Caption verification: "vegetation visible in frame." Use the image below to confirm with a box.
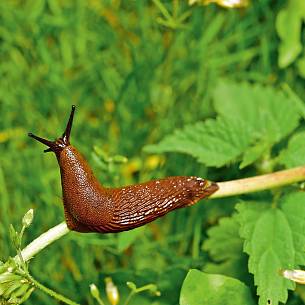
[1,0,305,304]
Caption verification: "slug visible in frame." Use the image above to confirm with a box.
[28,106,219,233]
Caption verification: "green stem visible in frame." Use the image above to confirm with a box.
[17,222,70,263]
[16,165,305,263]
[27,274,81,305]
[123,291,135,305]
[94,295,106,305]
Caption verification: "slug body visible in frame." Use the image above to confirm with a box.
[28,106,218,233]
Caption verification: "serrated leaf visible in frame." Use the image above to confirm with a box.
[236,202,296,305]
[240,141,270,169]
[281,84,305,121]
[179,269,255,305]
[203,215,249,283]
[202,215,243,261]
[278,132,305,168]
[145,81,300,168]
[281,192,305,266]
[144,116,253,167]
[213,81,300,143]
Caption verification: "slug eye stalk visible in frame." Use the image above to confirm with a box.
[28,105,76,153]
[62,104,75,143]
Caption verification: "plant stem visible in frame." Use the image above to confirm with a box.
[16,165,305,262]
[210,165,305,198]
[17,222,69,263]
[27,273,81,305]
[123,291,134,305]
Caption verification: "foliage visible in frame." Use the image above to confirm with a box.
[278,132,305,168]
[0,211,35,305]
[237,201,293,305]
[145,74,305,304]
[235,193,305,305]
[1,0,305,305]
[145,81,301,168]
[276,0,305,76]
[180,269,255,305]
[145,77,305,304]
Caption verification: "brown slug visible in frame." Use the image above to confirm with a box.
[28,106,219,233]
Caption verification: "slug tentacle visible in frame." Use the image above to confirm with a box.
[29,105,219,234]
[28,133,55,152]
[28,105,75,153]
[62,104,75,143]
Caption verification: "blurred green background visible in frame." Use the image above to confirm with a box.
[1,0,304,304]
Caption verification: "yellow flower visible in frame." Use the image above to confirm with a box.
[144,155,165,170]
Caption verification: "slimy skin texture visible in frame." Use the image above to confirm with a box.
[29,106,219,233]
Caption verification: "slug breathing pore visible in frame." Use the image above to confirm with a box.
[28,105,219,233]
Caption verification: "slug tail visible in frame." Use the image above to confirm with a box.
[28,105,76,153]
[201,180,219,198]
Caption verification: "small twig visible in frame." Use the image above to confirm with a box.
[16,165,305,263]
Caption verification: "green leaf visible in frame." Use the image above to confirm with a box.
[275,0,305,68]
[235,193,305,305]
[281,192,305,266]
[204,257,249,284]
[236,202,296,305]
[278,132,305,168]
[145,81,300,168]
[281,84,305,121]
[117,227,145,252]
[202,215,243,262]
[213,81,300,143]
[297,53,305,78]
[144,116,253,167]
[202,215,249,282]
[179,269,255,305]
[9,225,20,249]
[240,141,269,169]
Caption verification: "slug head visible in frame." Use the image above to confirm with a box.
[28,105,75,154]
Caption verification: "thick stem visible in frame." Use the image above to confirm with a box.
[17,165,305,262]
[210,165,305,198]
[18,222,69,263]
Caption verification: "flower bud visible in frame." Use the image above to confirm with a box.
[105,277,119,305]
[22,209,34,228]
[89,283,100,299]
[282,269,305,284]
